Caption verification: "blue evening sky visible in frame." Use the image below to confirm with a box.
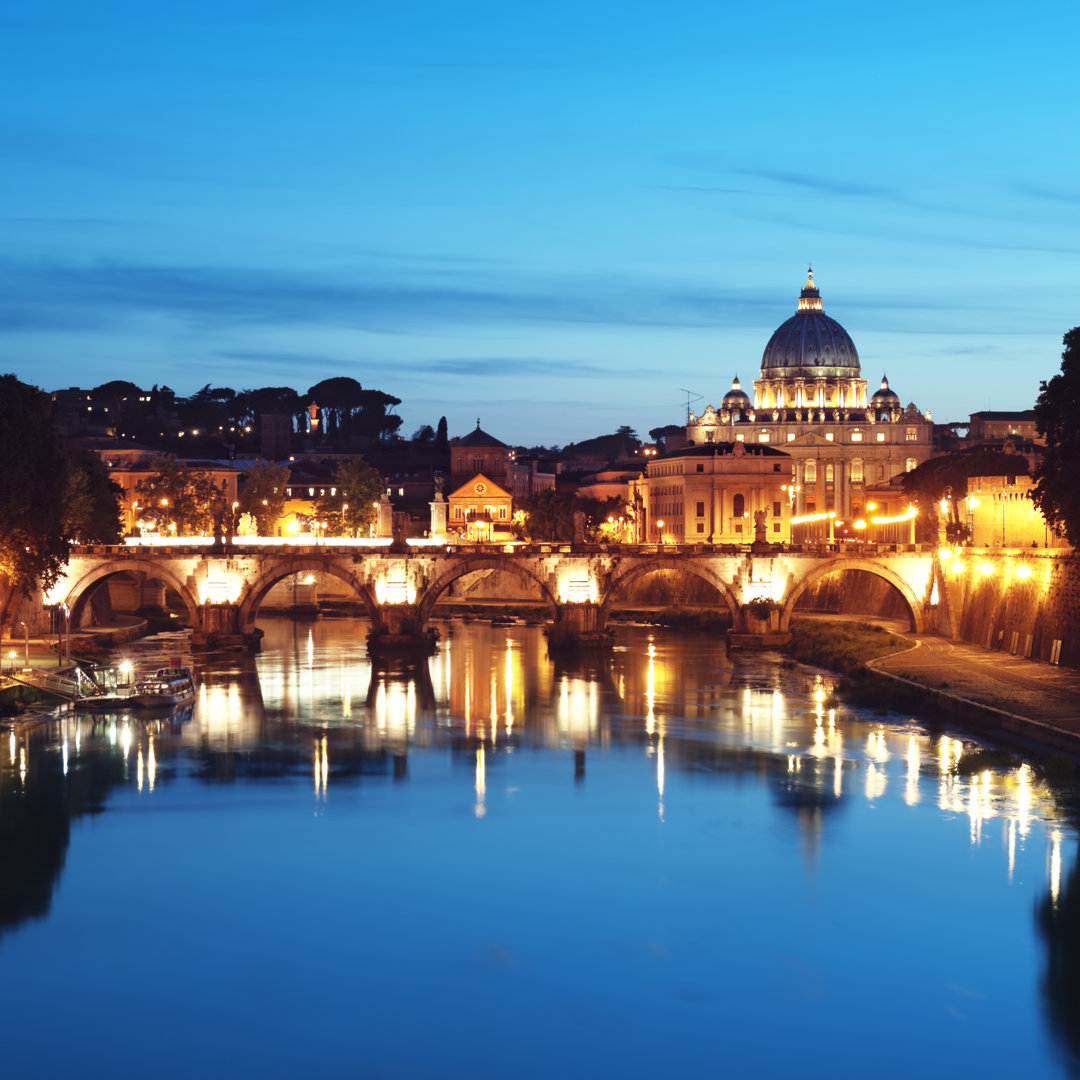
[2,1,1078,445]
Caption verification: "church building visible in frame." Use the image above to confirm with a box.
[683,271,934,521]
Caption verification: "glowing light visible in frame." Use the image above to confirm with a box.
[1015,564,1032,580]
[952,560,964,574]
[869,506,917,525]
[978,562,995,576]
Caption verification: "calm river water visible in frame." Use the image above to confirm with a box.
[2,617,1078,1078]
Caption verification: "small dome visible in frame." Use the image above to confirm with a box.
[760,270,860,378]
[722,376,751,408]
[870,375,900,406]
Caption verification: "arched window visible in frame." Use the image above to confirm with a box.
[825,464,834,482]
[851,459,864,483]
[804,461,817,482]
[733,493,745,518]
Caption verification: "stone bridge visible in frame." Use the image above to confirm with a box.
[48,540,948,650]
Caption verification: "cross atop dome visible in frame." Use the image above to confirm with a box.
[797,266,822,312]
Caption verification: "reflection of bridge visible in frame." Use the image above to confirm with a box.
[50,542,945,649]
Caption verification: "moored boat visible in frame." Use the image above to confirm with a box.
[128,666,196,708]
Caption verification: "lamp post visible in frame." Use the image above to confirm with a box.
[160,497,169,535]
[341,503,349,537]
[20,620,29,670]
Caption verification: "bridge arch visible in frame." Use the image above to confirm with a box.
[781,558,924,632]
[60,559,201,628]
[600,558,739,624]
[418,556,559,623]
[237,557,379,634]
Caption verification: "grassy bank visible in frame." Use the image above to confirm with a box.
[783,618,911,675]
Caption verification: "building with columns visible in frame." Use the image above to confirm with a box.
[683,271,934,521]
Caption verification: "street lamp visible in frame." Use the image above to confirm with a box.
[342,503,349,537]
[656,519,665,544]
[19,621,29,669]
[160,497,169,535]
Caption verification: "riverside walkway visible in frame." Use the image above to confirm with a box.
[869,633,1080,753]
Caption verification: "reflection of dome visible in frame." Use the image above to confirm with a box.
[870,375,900,408]
[760,270,860,377]
[722,376,751,410]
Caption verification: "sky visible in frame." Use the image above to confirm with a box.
[2,1,1079,446]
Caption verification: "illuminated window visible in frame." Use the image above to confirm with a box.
[804,461,817,482]
[876,432,886,442]
[758,430,770,443]
[851,460,864,482]
[787,433,795,441]
[906,427,917,442]
[824,432,834,441]
[825,464,834,482]
[850,430,862,442]
[905,458,917,472]
[735,434,744,442]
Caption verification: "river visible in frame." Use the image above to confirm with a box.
[1,616,1078,1079]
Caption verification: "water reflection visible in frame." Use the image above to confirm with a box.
[2,616,1079,1074]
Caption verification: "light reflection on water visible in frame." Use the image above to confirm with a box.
[2,616,1079,1077]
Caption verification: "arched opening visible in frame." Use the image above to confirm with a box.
[63,562,200,634]
[602,560,738,630]
[418,558,559,625]
[238,560,379,636]
[783,561,922,632]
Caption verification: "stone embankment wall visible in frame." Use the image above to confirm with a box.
[941,549,1079,668]
[792,570,911,621]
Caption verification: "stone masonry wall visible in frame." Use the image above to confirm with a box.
[941,549,1080,668]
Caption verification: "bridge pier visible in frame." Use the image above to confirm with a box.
[727,601,792,650]
[547,602,612,651]
[368,604,439,658]
[191,603,262,654]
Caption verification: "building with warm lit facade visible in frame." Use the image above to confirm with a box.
[684,271,934,521]
[642,441,794,544]
[447,474,514,541]
[963,475,1068,549]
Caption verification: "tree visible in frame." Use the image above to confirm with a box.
[0,376,72,629]
[411,424,435,443]
[64,450,123,544]
[514,490,622,542]
[314,457,384,536]
[134,456,224,535]
[1033,327,1080,546]
[239,460,290,536]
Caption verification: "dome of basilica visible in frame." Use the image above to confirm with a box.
[722,377,751,410]
[759,270,860,378]
[869,375,900,407]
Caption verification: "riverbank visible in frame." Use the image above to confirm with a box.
[787,618,1080,760]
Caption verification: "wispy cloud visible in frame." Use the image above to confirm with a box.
[0,258,786,337]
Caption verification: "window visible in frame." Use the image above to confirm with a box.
[787,433,796,441]
[696,463,704,472]
[696,523,704,533]
[733,494,745,518]
[876,432,886,442]
[773,522,780,533]
[905,458,917,472]
[851,460,864,482]
[758,430,770,443]
[773,501,781,516]
[696,501,705,517]
[825,464,834,482]
[773,464,781,472]
[905,427,917,442]
[705,430,715,442]
[825,432,834,442]
[851,430,862,442]
[804,461,817,482]
[735,434,745,442]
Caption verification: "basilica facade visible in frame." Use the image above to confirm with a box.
[682,271,934,521]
